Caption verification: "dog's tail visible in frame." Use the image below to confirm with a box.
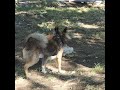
[25,33,48,49]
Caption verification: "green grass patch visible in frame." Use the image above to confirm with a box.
[92,63,105,74]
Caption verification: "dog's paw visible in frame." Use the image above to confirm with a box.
[41,66,47,74]
[41,69,47,74]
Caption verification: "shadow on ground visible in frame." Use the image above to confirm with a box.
[15,1,105,90]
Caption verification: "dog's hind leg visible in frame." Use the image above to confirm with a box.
[41,57,48,74]
[41,58,47,73]
[24,52,40,76]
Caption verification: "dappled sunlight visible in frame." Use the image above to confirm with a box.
[46,7,63,11]
[72,32,83,39]
[90,74,105,82]
[77,64,92,72]
[46,64,76,76]
[15,73,52,90]
[27,71,52,84]
[15,60,105,90]
[52,79,76,90]
[46,7,78,12]
[61,19,72,26]
[15,11,28,15]
[77,22,100,29]
[25,70,76,90]
[75,64,105,79]
[86,39,102,45]
[15,77,32,90]
[37,19,72,30]
[76,65,100,76]
[78,6,90,13]
[15,1,105,89]
[37,21,55,29]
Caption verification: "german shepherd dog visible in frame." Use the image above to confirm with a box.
[22,27,71,76]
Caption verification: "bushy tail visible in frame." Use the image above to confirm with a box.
[25,33,48,49]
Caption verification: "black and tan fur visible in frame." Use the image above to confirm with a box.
[22,27,70,76]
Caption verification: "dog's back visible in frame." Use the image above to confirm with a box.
[25,33,48,49]
[23,33,48,62]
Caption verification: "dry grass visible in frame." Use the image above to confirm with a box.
[15,1,105,90]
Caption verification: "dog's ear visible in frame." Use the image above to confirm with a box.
[62,27,67,34]
[63,27,71,39]
[54,26,60,34]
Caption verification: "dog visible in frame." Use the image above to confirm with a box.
[22,26,71,76]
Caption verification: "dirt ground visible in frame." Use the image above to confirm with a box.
[15,38,105,90]
[15,32,105,90]
[15,1,105,90]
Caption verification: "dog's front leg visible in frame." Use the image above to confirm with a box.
[57,57,62,73]
[57,48,64,73]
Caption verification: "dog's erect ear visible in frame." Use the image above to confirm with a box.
[63,27,71,39]
[62,27,67,34]
[54,26,58,31]
[54,26,60,34]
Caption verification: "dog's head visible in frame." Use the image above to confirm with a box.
[53,26,71,46]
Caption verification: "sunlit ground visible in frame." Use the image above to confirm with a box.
[15,1,105,90]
